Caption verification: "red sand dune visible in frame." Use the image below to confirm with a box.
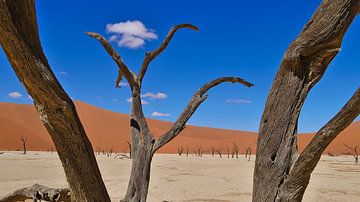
[0,101,358,154]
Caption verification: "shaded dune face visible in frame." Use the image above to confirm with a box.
[0,101,358,154]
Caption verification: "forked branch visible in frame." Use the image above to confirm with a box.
[153,77,253,152]
[85,32,136,87]
[137,24,199,83]
[277,87,360,200]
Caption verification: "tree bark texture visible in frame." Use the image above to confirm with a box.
[253,1,359,201]
[0,1,110,201]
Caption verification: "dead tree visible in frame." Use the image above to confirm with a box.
[226,146,230,158]
[186,146,189,157]
[197,145,203,157]
[215,148,222,158]
[253,1,360,201]
[344,144,359,164]
[20,136,27,154]
[127,141,132,159]
[248,147,251,161]
[177,146,184,156]
[87,24,253,201]
[0,1,110,201]
[211,147,215,157]
[232,143,239,159]
[245,146,251,159]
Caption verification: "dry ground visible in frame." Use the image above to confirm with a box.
[0,152,359,201]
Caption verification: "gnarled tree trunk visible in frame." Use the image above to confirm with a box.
[87,25,253,201]
[253,1,359,201]
[0,1,110,201]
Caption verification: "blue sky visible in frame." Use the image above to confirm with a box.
[0,0,359,132]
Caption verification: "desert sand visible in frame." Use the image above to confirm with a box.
[0,101,359,155]
[0,152,359,202]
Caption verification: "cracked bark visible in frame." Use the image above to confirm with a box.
[253,1,359,201]
[0,1,110,201]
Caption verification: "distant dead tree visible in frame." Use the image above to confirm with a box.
[87,23,252,201]
[226,146,230,158]
[344,144,358,164]
[177,146,184,156]
[211,147,215,157]
[215,148,222,158]
[248,147,251,161]
[253,1,360,201]
[126,141,132,159]
[186,146,189,157]
[20,136,27,154]
[245,146,251,158]
[232,143,239,159]
[197,145,203,157]
[0,1,110,200]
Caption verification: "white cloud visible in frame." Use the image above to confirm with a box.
[118,82,129,87]
[59,71,68,75]
[28,95,33,101]
[226,99,252,104]
[96,96,103,99]
[151,111,170,117]
[126,97,149,105]
[106,20,157,49]
[142,92,167,100]
[8,91,23,99]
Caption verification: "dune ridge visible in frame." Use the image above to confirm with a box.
[0,101,358,154]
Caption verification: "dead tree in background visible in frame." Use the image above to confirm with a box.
[253,1,360,201]
[177,146,184,156]
[197,145,203,157]
[0,1,110,201]
[226,146,230,158]
[248,147,251,161]
[245,146,251,159]
[127,141,132,159]
[232,143,239,159]
[20,136,27,155]
[87,23,253,201]
[211,147,215,157]
[344,144,359,164]
[186,146,189,157]
[215,148,222,158]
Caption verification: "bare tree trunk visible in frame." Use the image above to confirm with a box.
[122,119,154,202]
[20,136,27,154]
[344,144,359,164]
[0,1,110,201]
[253,1,359,201]
[87,24,253,201]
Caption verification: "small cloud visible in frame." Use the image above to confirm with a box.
[126,97,149,105]
[106,20,157,49]
[59,71,68,75]
[118,82,129,87]
[8,91,23,99]
[151,111,170,117]
[226,99,252,104]
[142,92,167,100]
[96,96,103,99]
[28,95,33,101]
[112,98,119,102]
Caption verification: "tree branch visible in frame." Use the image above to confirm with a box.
[152,77,253,152]
[85,32,137,87]
[137,24,199,83]
[277,87,360,201]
